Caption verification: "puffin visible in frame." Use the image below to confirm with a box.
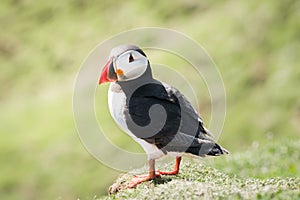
[98,44,228,188]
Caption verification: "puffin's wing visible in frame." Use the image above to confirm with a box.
[124,81,228,156]
[124,81,213,141]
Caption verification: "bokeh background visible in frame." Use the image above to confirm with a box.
[1,0,299,199]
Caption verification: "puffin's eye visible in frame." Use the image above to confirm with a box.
[129,53,134,63]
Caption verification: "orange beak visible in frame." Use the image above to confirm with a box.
[99,57,117,84]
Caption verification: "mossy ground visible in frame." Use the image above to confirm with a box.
[101,139,300,199]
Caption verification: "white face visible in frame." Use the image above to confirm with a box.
[114,50,148,81]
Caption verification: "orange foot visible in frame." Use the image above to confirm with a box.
[128,172,160,188]
[157,170,179,175]
[158,156,181,175]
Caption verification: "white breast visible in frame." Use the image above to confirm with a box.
[108,83,165,160]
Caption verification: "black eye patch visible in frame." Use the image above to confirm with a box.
[129,53,134,63]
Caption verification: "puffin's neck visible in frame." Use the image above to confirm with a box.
[117,65,158,96]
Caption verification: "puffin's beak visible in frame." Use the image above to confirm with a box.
[99,57,117,84]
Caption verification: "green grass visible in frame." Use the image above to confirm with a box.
[101,139,300,199]
[213,139,300,179]
[0,0,300,199]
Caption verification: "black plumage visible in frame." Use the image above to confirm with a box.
[117,72,226,157]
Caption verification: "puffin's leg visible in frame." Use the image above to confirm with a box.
[128,159,160,188]
[158,156,182,175]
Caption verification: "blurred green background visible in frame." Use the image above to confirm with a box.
[1,0,299,199]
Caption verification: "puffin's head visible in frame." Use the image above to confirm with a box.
[99,44,148,84]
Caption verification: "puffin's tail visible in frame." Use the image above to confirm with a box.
[186,139,229,157]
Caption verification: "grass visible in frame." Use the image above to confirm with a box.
[101,139,300,199]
